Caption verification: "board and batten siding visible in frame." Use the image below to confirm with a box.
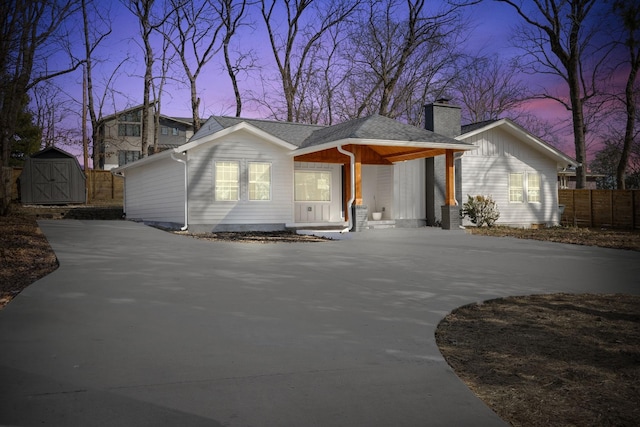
[393,159,426,221]
[460,127,560,226]
[361,165,393,220]
[186,129,294,230]
[124,155,185,224]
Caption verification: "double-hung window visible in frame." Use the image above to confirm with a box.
[509,173,524,203]
[248,162,271,201]
[509,172,541,203]
[215,161,239,201]
[527,173,540,203]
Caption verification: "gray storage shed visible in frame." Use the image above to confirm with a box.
[20,147,86,204]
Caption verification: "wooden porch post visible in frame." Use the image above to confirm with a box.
[445,150,455,206]
[353,145,363,205]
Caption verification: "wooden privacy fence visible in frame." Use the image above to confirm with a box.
[11,168,123,205]
[559,189,640,229]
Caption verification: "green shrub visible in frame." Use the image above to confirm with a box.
[461,195,500,227]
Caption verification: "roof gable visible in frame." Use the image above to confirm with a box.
[458,118,577,168]
[30,146,76,159]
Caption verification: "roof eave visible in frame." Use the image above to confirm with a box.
[292,138,475,157]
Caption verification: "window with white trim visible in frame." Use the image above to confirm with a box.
[249,162,271,201]
[528,173,540,203]
[509,173,524,203]
[215,161,239,201]
[295,171,331,201]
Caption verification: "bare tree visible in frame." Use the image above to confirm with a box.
[214,0,251,117]
[452,55,529,124]
[0,0,83,214]
[339,0,466,124]
[31,81,75,148]
[611,0,640,189]
[259,0,362,122]
[163,0,226,132]
[123,0,176,157]
[81,0,114,168]
[496,0,613,188]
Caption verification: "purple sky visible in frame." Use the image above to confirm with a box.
[49,0,620,163]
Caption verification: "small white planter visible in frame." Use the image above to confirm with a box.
[372,212,383,221]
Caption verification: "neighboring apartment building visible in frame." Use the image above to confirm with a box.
[95,104,194,170]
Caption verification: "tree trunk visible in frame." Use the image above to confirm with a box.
[617,46,639,189]
[190,76,200,132]
[224,41,242,117]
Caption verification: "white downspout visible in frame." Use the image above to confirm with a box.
[171,152,188,231]
[337,145,355,232]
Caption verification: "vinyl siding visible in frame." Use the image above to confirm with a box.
[124,155,185,224]
[460,127,560,226]
[187,129,294,227]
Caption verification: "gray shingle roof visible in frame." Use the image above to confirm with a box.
[192,114,471,150]
[460,119,499,135]
[206,116,324,147]
[300,114,464,148]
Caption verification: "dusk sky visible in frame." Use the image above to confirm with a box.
[47,0,621,161]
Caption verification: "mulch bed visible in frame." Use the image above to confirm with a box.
[0,213,58,308]
[468,226,640,251]
[436,293,640,427]
[171,230,332,243]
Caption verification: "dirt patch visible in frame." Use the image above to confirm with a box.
[0,213,58,308]
[170,230,333,243]
[468,226,640,252]
[436,293,640,427]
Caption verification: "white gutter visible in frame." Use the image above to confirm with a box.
[171,152,189,231]
[337,145,355,232]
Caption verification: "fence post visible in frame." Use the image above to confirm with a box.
[610,190,614,228]
[587,190,593,227]
[633,191,637,230]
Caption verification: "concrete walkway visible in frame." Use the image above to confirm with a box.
[1,221,639,426]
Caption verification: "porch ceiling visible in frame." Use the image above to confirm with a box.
[293,144,453,164]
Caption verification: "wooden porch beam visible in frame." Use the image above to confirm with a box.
[382,148,446,163]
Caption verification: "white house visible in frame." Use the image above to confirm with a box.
[112,109,475,232]
[112,102,577,232]
[457,118,577,227]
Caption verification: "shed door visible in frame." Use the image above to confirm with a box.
[32,160,71,203]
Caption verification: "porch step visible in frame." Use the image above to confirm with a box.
[367,220,396,229]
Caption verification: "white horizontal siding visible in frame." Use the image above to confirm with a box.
[460,127,560,226]
[124,156,185,223]
[187,129,294,227]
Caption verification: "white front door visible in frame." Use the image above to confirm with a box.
[294,168,343,223]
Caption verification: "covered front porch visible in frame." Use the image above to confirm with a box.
[293,143,465,231]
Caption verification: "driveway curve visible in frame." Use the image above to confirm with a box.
[1,220,639,426]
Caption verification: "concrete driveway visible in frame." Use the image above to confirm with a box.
[1,221,639,426]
